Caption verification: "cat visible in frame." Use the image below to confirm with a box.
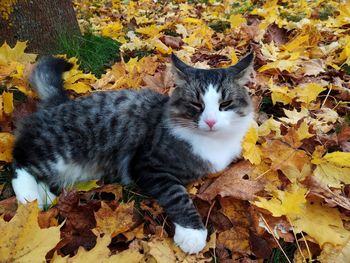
[11,52,254,254]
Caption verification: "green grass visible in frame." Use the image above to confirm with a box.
[268,241,297,263]
[318,4,335,21]
[56,33,121,77]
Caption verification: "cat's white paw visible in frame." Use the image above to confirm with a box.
[12,168,56,209]
[174,223,207,254]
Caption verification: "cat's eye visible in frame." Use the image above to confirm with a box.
[220,100,233,110]
[190,101,203,110]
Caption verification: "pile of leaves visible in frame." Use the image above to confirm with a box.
[1,0,350,262]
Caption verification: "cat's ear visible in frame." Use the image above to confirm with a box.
[227,51,254,86]
[171,53,194,86]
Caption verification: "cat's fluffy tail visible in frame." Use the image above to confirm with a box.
[30,57,73,107]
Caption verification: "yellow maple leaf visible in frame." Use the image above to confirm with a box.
[322,152,350,167]
[0,132,14,162]
[290,202,350,246]
[260,41,279,61]
[281,34,309,53]
[296,120,314,141]
[312,151,350,188]
[229,14,247,29]
[279,107,309,125]
[0,202,61,262]
[254,184,307,217]
[2,91,13,115]
[62,57,96,94]
[268,78,293,105]
[152,38,173,55]
[53,234,143,263]
[258,117,282,137]
[242,123,262,165]
[0,41,36,65]
[101,21,124,38]
[294,83,326,105]
[258,59,300,73]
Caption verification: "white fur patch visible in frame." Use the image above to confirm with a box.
[12,169,56,209]
[199,84,220,130]
[171,84,254,172]
[174,223,207,254]
[54,157,103,187]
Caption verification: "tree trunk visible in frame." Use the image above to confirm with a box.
[0,0,80,54]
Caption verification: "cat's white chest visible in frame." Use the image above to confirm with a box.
[171,113,253,173]
[171,126,248,172]
[190,134,242,172]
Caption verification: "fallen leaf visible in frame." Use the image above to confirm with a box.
[0,202,61,262]
[242,123,262,165]
[0,132,15,162]
[73,180,100,192]
[94,201,135,237]
[198,161,264,201]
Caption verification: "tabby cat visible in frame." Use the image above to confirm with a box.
[11,53,254,254]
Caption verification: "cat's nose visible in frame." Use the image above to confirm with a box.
[205,119,216,129]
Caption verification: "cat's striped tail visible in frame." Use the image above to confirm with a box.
[30,57,73,107]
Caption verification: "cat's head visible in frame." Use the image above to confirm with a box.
[168,52,254,134]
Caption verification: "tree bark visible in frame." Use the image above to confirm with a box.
[0,0,80,54]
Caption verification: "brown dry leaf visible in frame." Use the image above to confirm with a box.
[94,201,135,237]
[303,176,350,210]
[38,207,59,228]
[160,35,184,49]
[123,223,145,241]
[143,67,174,94]
[198,161,264,201]
[0,202,61,262]
[94,184,123,200]
[217,227,251,255]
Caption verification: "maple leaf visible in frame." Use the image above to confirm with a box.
[254,184,307,217]
[0,202,61,262]
[290,202,350,246]
[0,41,36,65]
[229,14,247,29]
[73,180,100,192]
[242,123,262,165]
[261,140,311,183]
[53,234,144,263]
[198,161,265,201]
[94,201,135,238]
[312,150,350,188]
[62,57,96,94]
[0,132,15,162]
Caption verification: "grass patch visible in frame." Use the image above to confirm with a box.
[122,49,155,63]
[318,4,335,20]
[56,33,121,77]
[209,20,230,33]
[269,241,297,263]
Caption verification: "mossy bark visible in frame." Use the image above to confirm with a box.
[0,0,80,54]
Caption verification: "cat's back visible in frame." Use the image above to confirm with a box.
[13,88,168,168]
[18,88,167,129]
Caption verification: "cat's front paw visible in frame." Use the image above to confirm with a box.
[174,223,207,254]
